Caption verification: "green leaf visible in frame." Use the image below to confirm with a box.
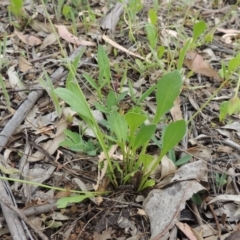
[168,148,176,163]
[161,120,186,156]
[57,194,93,208]
[108,112,128,143]
[46,221,63,228]
[66,50,85,87]
[94,102,107,113]
[145,24,157,49]
[97,45,111,83]
[228,53,240,73]
[191,193,202,205]
[40,71,62,117]
[148,9,157,26]
[8,0,23,18]
[219,101,228,121]
[62,5,71,19]
[125,112,147,136]
[107,91,117,111]
[193,21,206,43]
[138,84,156,103]
[63,129,81,143]
[228,97,240,115]
[177,39,191,70]
[83,73,98,90]
[155,70,182,123]
[175,154,192,166]
[0,75,10,108]
[157,46,165,59]
[140,179,155,191]
[139,154,154,172]
[133,124,156,149]
[54,88,91,120]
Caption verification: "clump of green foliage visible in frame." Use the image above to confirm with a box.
[54,44,187,192]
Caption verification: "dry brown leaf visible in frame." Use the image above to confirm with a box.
[176,222,197,240]
[40,33,58,49]
[31,20,54,33]
[171,160,208,183]
[14,30,42,46]
[170,97,183,121]
[55,25,96,46]
[184,50,222,81]
[18,56,32,72]
[186,145,212,161]
[160,155,177,179]
[143,181,205,239]
[137,208,147,217]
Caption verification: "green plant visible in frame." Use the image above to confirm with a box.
[60,129,99,156]
[83,45,112,101]
[145,9,158,50]
[123,0,143,42]
[177,21,207,70]
[39,70,62,117]
[54,0,65,22]
[55,47,186,191]
[215,172,227,187]
[8,0,23,19]
[219,53,240,121]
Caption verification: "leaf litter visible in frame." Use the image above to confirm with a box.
[0,0,240,240]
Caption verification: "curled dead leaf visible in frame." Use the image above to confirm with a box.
[184,50,222,82]
[15,30,42,46]
[55,25,96,47]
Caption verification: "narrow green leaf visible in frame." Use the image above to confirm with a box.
[57,194,93,208]
[177,39,191,70]
[145,24,157,49]
[161,120,186,156]
[193,21,206,43]
[125,112,147,136]
[219,101,228,121]
[133,124,156,149]
[54,88,91,119]
[228,97,239,115]
[155,70,182,123]
[157,45,165,59]
[63,130,81,143]
[140,179,155,191]
[228,53,240,73]
[97,45,111,82]
[0,75,10,108]
[148,9,157,26]
[83,73,98,89]
[138,84,156,103]
[107,91,117,111]
[66,50,85,87]
[139,154,154,171]
[175,154,192,166]
[108,112,128,143]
